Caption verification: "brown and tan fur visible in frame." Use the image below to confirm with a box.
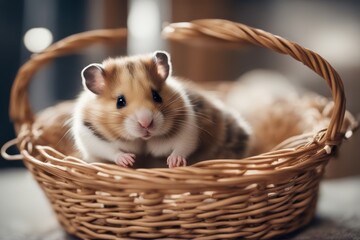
[72,51,250,168]
[80,56,185,143]
[185,88,250,164]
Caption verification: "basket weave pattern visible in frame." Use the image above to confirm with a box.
[3,19,356,239]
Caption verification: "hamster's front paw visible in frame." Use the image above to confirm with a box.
[115,153,136,167]
[167,155,187,168]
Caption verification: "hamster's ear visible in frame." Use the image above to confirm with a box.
[153,51,171,82]
[81,63,105,95]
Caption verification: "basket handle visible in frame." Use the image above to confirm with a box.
[10,20,346,148]
[10,28,127,133]
[163,19,346,148]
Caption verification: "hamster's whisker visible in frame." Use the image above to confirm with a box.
[168,108,211,118]
[174,119,213,136]
[55,127,72,148]
[160,93,183,109]
[174,119,214,137]
[164,111,214,124]
[101,123,133,141]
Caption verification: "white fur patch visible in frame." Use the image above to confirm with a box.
[72,77,200,163]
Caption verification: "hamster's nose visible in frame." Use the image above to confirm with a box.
[136,108,154,129]
[138,118,153,129]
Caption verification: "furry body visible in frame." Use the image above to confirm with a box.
[72,51,250,167]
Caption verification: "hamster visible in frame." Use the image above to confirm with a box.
[72,51,250,168]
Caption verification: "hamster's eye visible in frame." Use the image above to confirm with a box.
[117,95,126,108]
[152,90,162,103]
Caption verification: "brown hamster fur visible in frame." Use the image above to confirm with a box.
[72,51,250,168]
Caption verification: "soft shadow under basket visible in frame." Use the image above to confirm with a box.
[2,19,358,239]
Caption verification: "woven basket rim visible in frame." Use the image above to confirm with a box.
[6,19,355,182]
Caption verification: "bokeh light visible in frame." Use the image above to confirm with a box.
[23,27,53,53]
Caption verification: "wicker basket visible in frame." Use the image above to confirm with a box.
[2,19,358,239]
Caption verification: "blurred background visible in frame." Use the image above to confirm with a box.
[1,0,359,176]
[1,1,360,239]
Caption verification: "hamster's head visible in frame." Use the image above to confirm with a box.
[81,51,185,141]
